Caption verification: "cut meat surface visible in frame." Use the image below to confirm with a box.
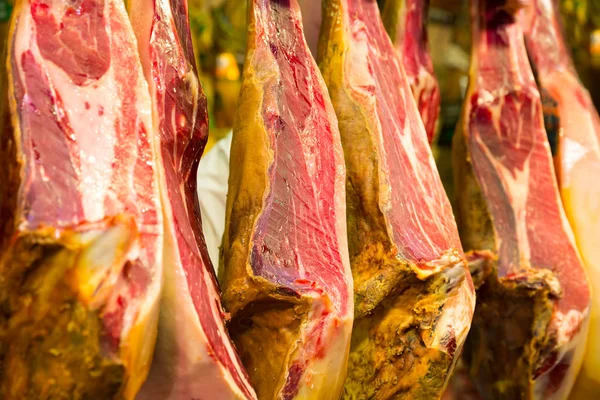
[128,0,256,399]
[0,0,163,398]
[381,0,441,144]
[522,0,600,397]
[221,0,353,399]
[318,0,474,398]
[453,1,591,398]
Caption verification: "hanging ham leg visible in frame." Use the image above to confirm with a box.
[221,0,354,399]
[381,0,441,144]
[522,1,600,396]
[128,0,257,398]
[453,0,591,398]
[0,0,163,398]
[318,0,475,398]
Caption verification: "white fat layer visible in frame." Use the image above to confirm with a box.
[280,296,353,400]
[411,248,463,280]
[16,6,116,223]
[138,219,250,400]
[429,266,475,353]
[16,3,163,397]
[561,137,589,181]
[533,308,590,400]
[547,72,600,381]
[131,2,253,397]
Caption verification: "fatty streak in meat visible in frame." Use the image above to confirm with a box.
[0,0,163,398]
[381,0,441,144]
[318,0,475,398]
[522,0,600,397]
[453,1,591,398]
[221,0,353,399]
[128,0,257,399]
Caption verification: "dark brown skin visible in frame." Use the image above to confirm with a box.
[462,267,559,399]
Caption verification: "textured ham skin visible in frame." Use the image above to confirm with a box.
[221,0,353,399]
[0,0,163,398]
[381,0,441,144]
[522,0,600,397]
[318,0,474,398]
[453,1,591,398]
[128,0,256,399]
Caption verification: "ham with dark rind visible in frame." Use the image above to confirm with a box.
[318,1,475,398]
[220,0,353,399]
[453,1,591,398]
[381,0,441,144]
[522,0,600,396]
[128,0,257,398]
[0,0,163,398]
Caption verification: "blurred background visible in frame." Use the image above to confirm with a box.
[1,0,599,156]
[180,0,600,202]
[184,0,600,151]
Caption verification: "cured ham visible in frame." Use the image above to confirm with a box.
[318,0,474,398]
[522,0,600,396]
[128,0,256,398]
[453,0,591,398]
[381,0,441,144]
[221,0,353,399]
[0,1,163,398]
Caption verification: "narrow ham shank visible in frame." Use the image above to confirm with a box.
[381,0,441,144]
[221,0,353,399]
[318,1,475,398]
[522,1,600,396]
[128,0,257,398]
[0,0,163,398]
[453,0,591,398]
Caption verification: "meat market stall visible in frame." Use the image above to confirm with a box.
[0,0,598,399]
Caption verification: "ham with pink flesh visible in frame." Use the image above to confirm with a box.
[221,0,353,399]
[381,0,441,144]
[453,1,591,398]
[129,0,256,399]
[522,0,600,395]
[0,0,163,398]
[318,0,474,398]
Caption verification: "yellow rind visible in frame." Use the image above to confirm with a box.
[221,3,349,399]
[318,2,471,398]
[0,221,141,399]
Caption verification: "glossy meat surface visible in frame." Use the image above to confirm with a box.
[523,0,600,396]
[454,1,591,398]
[344,0,461,266]
[0,0,163,398]
[221,0,353,399]
[381,0,441,144]
[129,0,256,398]
[318,0,474,398]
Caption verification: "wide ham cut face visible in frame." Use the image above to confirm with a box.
[381,0,441,144]
[522,0,600,396]
[220,0,353,399]
[0,0,163,398]
[453,1,591,398]
[318,0,474,398]
[128,0,256,399]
